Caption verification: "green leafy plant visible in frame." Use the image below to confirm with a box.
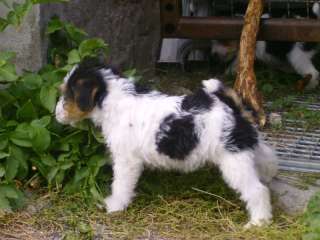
[0,16,110,211]
[0,0,68,31]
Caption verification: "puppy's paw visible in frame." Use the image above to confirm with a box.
[104,196,127,213]
[244,218,271,229]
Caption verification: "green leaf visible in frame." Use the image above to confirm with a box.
[46,16,64,34]
[10,137,32,147]
[0,51,16,62]
[5,146,20,181]
[0,164,5,177]
[0,185,19,199]
[74,167,89,183]
[6,120,18,127]
[88,154,107,168]
[78,38,108,59]
[0,195,11,210]
[65,23,87,43]
[57,142,70,152]
[10,123,34,147]
[40,85,57,113]
[0,63,18,82]
[7,1,32,27]
[60,162,74,170]
[13,1,32,16]
[0,152,9,159]
[47,166,59,183]
[31,116,51,128]
[16,100,37,121]
[0,136,8,150]
[41,154,56,167]
[22,73,43,89]
[6,10,18,26]
[74,120,90,131]
[54,170,65,185]
[67,49,80,65]
[59,64,74,72]
[31,125,51,152]
[41,69,63,83]
[0,0,10,8]
[88,154,108,177]
[0,91,15,108]
[0,17,8,32]
[91,126,105,143]
[90,185,103,202]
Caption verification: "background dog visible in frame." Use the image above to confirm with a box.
[211,2,320,90]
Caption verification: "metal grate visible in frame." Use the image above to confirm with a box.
[263,95,320,173]
[185,0,320,18]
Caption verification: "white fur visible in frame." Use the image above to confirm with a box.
[202,79,222,93]
[63,65,78,83]
[55,72,278,227]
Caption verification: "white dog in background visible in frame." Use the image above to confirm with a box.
[211,2,320,90]
[55,58,278,228]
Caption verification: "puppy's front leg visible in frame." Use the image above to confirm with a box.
[105,157,143,213]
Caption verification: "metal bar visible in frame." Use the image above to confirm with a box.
[162,16,320,41]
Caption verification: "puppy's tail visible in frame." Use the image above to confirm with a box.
[202,79,222,93]
[254,140,278,184]
[202,79,256,124]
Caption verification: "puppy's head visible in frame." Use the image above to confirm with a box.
[55,58,108,125]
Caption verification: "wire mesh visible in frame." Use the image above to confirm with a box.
[183,0,320,18]
[263,95,320,173]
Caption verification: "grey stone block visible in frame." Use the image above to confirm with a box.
[0,5,42,73]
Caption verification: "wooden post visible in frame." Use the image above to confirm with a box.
[234,0,266,126]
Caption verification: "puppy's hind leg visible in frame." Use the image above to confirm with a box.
[105,156,143,213]
[217,150,272,228]
[254,141,278,184]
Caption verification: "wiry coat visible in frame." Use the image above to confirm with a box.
[55,60,278,228]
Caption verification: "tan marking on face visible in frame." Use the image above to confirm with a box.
[63,100,91,122]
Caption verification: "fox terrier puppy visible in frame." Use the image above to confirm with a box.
[55,58,278,228]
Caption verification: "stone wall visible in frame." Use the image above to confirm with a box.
[41,0,161,73]
[0,5,42,73]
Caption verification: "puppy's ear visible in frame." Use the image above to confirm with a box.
[73,78,106,112]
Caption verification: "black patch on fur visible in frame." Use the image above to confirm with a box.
[156,114,199,160]
[265,42,294,61]
[134,82,152,94]
[181,89,214,112]
[215,89,258,152]
[65,58,108,111]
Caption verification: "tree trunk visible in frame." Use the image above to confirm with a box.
[234,0,265,126]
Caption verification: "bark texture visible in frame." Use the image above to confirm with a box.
[234,0,266,126]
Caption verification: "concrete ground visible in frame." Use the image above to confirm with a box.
[271,172,320,215]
